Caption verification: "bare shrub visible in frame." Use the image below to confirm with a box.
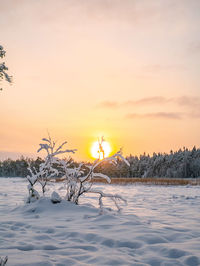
[27,136,129,211]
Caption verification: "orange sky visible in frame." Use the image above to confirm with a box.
[1,0,200,161]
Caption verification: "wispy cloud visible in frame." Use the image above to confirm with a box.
[125,97,169,106]
[188,111,200,119]
[97,97,169,109]
[98,96,200,109]
[98,96,200,120]
[126,112,182,120]
[97,101,120,108]
[175,96,200,108]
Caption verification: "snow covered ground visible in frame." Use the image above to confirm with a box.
[0,178,200,266]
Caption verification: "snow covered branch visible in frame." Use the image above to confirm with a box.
[0,256,8,266]
[87,190,127,213]
[60,149,129,210]
[26,136,76,201]
[26,136,128,212]
[0,45,12,90]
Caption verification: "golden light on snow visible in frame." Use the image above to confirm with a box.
[91,140,111,160]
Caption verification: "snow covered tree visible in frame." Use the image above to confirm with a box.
[0,45,12,90]
[59,149,130,210]
[26,135,76,202]
[0,256,8,266]
[2,146,200,179]
[26,136,130,212]
[126,147,200,178]
[26,165,40,203]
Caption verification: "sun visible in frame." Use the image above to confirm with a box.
[91,139,111,160]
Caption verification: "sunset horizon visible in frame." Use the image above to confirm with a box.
[1,0,200,162]
[1,2,200,264]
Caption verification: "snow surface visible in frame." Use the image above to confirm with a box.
[0,178,200,266]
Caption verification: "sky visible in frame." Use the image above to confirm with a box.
[1,0,200,161]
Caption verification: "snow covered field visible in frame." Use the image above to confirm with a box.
[0,178,200,266]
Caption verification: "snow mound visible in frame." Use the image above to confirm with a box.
[51,191,62,204]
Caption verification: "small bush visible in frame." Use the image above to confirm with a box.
[27,136,129,212]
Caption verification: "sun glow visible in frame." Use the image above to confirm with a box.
[91,139,111,160]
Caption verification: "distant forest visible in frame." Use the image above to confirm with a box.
[0,146,200,178]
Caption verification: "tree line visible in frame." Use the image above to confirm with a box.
[1,146,200,178]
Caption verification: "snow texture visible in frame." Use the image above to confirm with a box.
[0,178,200,265]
